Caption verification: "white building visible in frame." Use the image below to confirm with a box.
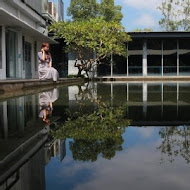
[48,0,64,22]
[0,0,63,80]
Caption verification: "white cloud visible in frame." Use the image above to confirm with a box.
[134,14,157,28]
[119,0,163,11]
[134,127,156,138]
[71,145,190,190]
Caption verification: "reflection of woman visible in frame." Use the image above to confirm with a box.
[39,101,53,124]
[38,42,59,81]
[39,88,59,125]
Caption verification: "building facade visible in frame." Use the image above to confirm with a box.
[0,0,64,80]
[105,32,190,77]
[68,32,190,78]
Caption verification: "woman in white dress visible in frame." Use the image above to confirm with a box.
[39,88,59,124]
[38,42,59,81]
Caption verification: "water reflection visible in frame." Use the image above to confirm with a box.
[53,97,130,161]
[39,88,59,126]
[157,126,190,164]
[97,82,190,125]
[0,88,62,189]
[1,82,190,190]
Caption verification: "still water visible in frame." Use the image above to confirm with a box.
[0,82,190,190]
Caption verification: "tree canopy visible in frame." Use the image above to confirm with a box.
[67,0,98,21]
[52,96,130,161]
[49,18,130,77]
[157,126,190,163]
[99,0,123,22]
[158,0,190,31]
[67,0,123,23]
[132,28,152,32]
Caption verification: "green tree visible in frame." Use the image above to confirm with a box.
[180,0,190,31]
[67,0,123,23]
[50,18,130,78]
[158,0,190,31]
[69,138,123,161]
[67,0,98,21]
[157,126,190,163]
[99,0,123,22]
[132,28,152,32]
[52,97,131,161]
[158,0,179,31]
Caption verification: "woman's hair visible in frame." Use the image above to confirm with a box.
[41,43,50,57]
[41,42,49,49]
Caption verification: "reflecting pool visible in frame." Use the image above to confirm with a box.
[0,82,190,190]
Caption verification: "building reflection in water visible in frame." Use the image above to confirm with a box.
[1,82,190,189]
[44,139,66,165]
[0,88,66,190]
[96,82,190,126]
[0,95,39,140]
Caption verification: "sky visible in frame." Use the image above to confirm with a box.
[63,0,164,32]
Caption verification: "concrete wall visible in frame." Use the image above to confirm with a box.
[0,0,57,80]
[68,51,97,77]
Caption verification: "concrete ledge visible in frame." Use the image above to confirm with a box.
[0,78,84,93]
[97,76,190,82]
[2,76,190,94]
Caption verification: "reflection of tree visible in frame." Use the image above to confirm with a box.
[52,98,130,162]
[75,82,96,101]
[70,138,123,162]
[157,126,190,163]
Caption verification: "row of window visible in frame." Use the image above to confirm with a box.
[103,39,190,76]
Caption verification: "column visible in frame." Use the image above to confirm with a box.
[142,82,147,119]
[177,40,179,76]
[17,97,25,133]
[111,83,113,107]
[111,53,113,76]
[161,82,164,118]
[0,26,6,79]
[93,51,97,78]
[2,102,8,139]
[127,83,129,101]
[177,82,179,118]
[17,29,23,78]
[161,40,164,76]
[142,40,147,76]
[127,43,128,76]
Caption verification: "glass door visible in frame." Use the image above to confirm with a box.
[24,42,32,79]
[6,30,16,78]
[0,26,2,70]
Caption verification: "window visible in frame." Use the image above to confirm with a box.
[163,39,177,76]
[128,39,143,76]
[179,39,190,76]
[147,39,162,76]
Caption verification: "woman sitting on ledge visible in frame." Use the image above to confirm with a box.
[38,42,59,82]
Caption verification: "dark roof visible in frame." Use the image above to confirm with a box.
[128,31,190,38]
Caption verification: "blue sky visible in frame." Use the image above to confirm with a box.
[63,0,164,31]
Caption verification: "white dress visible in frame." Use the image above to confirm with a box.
[38,52,59,81]
[39,88,59,118]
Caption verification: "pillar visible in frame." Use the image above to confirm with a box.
[111,53,113,76]
[0,26,6,79]
[177,40,179,76]
[142,40,147,76]
[142,82,147,118]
